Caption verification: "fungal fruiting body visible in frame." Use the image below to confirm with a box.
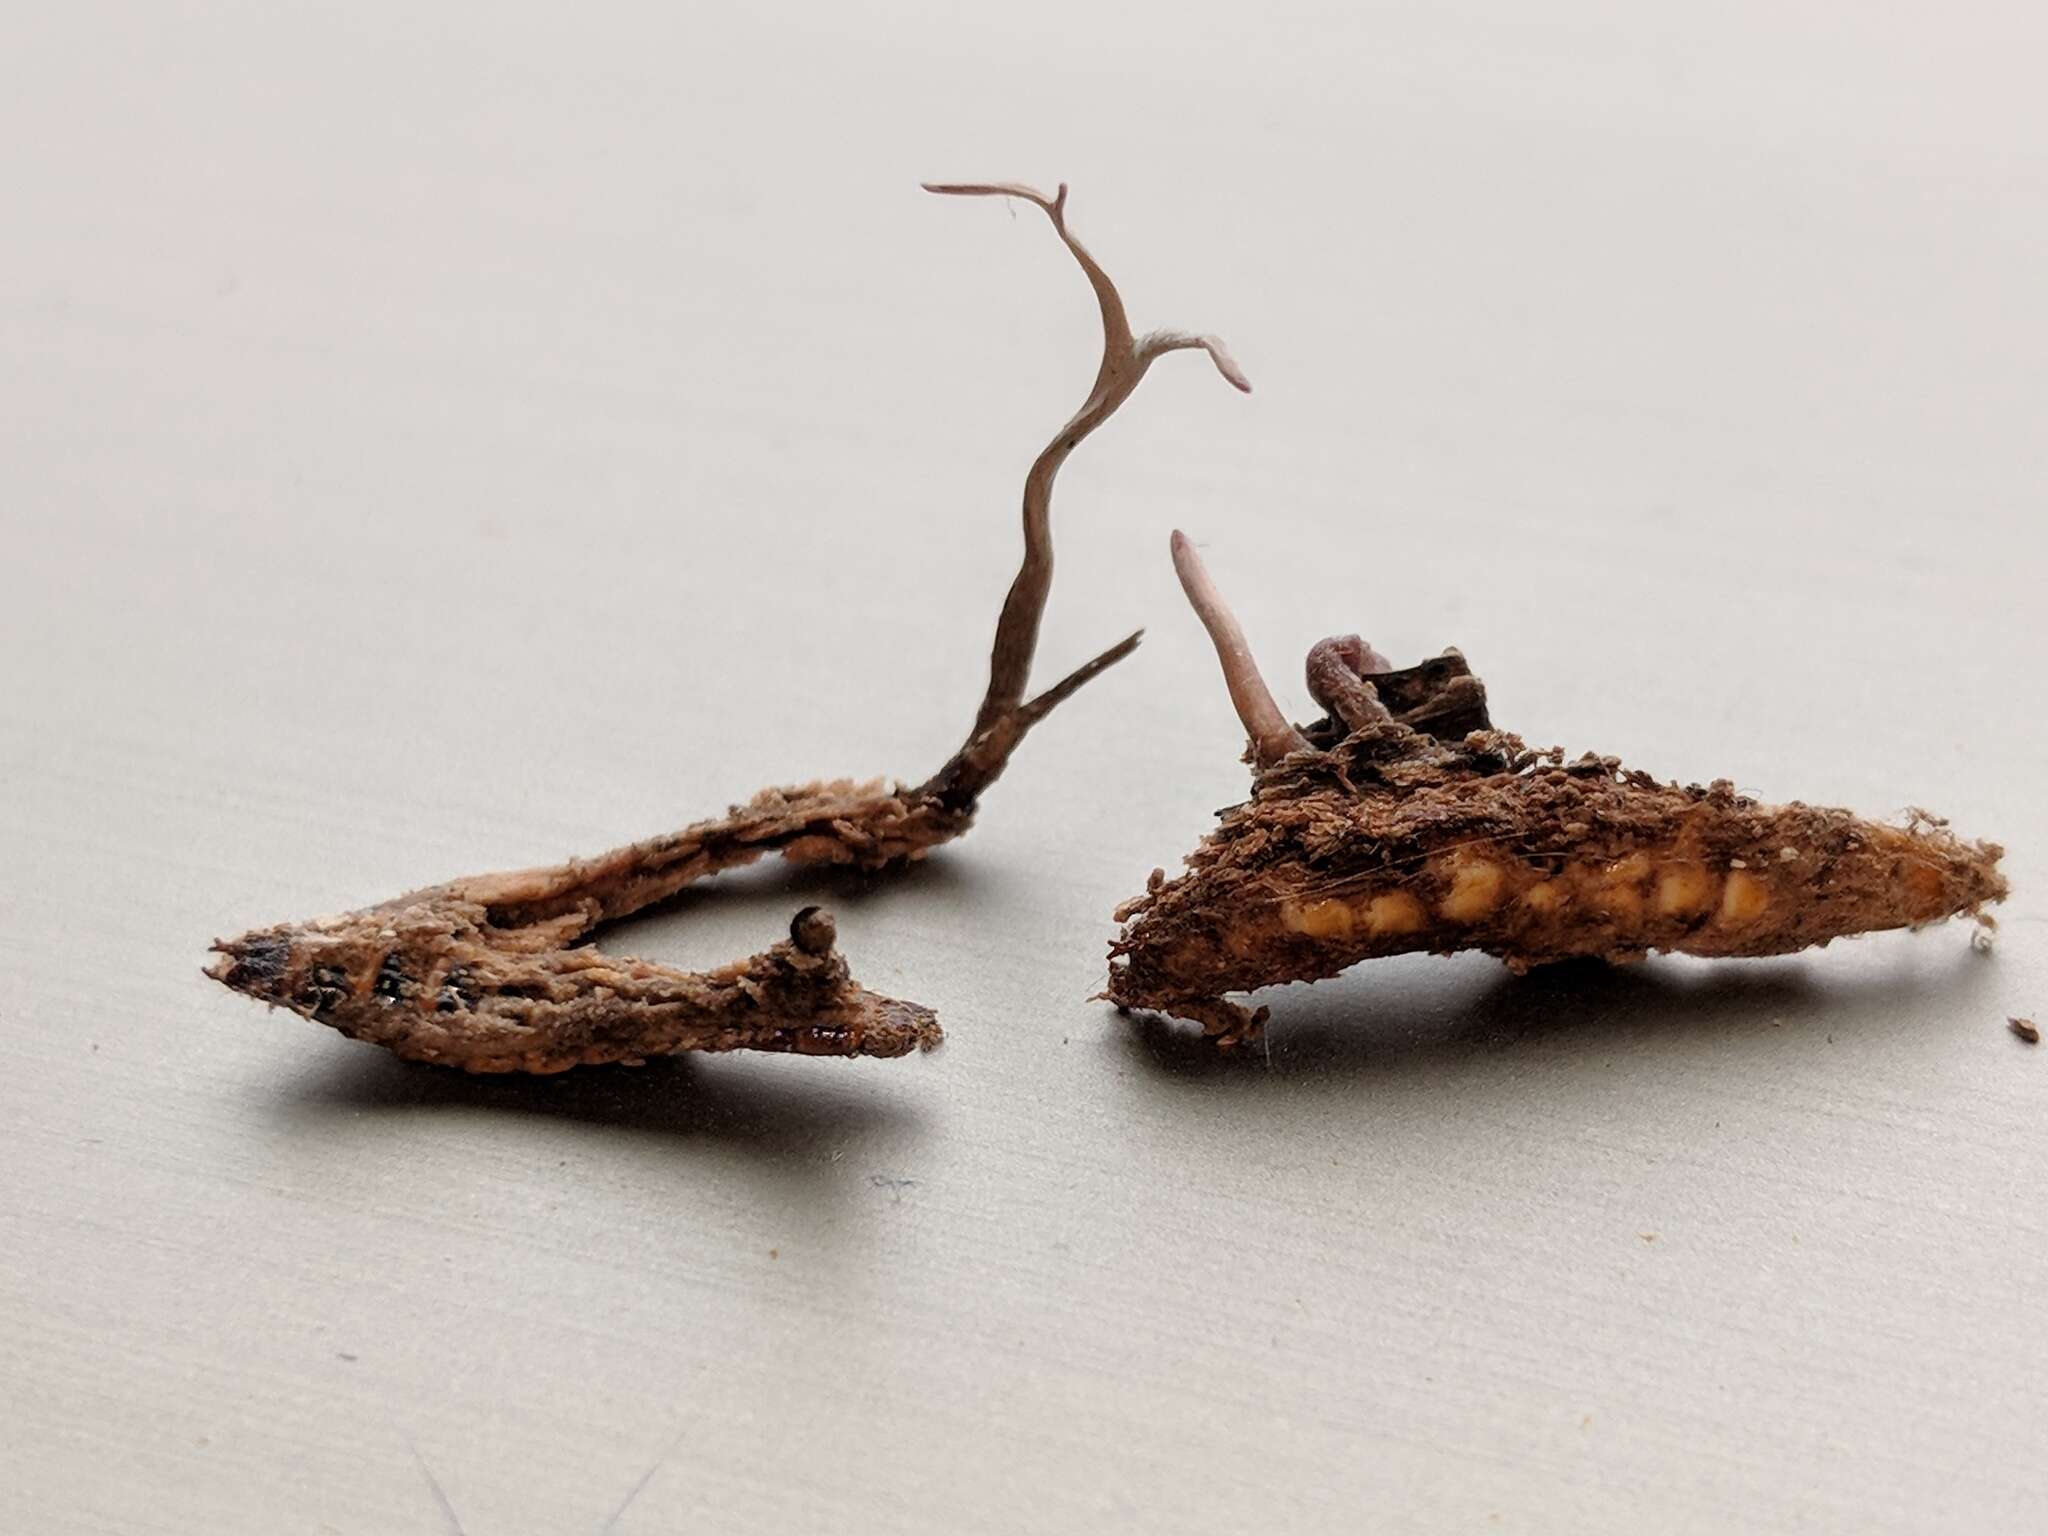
[1105,535,2008,1045]
[208,182,1248,1071]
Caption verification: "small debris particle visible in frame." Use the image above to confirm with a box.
[1639,1232,1658,1244]
[2010,1017,2039,1045]
[1971,925,1997,955]
[768,1249,779,1260]
[337,1351,358,1362]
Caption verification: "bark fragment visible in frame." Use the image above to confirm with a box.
[1108,536,2010,1046]
[208,183,1248,1071]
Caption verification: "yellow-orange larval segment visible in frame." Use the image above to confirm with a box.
[1719,869,1770,924]
[1655,862,1719,918]
[1438,853,1508,922]
[1363,890,1428,935]
[1282,897,1354,940]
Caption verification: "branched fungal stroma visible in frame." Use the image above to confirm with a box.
[207,182,1248,1071]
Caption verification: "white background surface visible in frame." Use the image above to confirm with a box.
[5,4,2045,1531]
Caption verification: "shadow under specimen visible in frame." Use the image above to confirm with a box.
[272,1046,921,1161]
[1121,946,1996,1089]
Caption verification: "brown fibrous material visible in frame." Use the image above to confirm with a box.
[1107,535,2010,1046]
[208,182,1248,1072]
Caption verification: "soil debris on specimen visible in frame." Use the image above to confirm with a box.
[207,182,1248,1072]
[2013,1018,2041,1046]
[1105,533,2009,1046]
